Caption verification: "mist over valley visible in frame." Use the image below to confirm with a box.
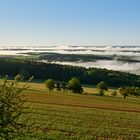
[0,45,140,75]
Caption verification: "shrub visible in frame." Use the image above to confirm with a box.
[0,75,32,140]
[45,79,55,92]
[111,91,118,97]
[68,77,83,94]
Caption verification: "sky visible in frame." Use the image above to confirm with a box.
[0,0,140,46]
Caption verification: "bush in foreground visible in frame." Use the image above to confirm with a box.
[0,75,32,140]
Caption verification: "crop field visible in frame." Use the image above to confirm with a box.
[11,83,140,139]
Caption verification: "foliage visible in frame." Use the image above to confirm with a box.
[118,86,140,99]
[97,81,108,91]
[68,77,83,94]
[45,79,55,91]
[0,58,140,88]
[55,82,61,91]
[133,87,140,96]
[18,68,30,80]
[61,81,67,92]
[0,75,31,140]
[128,86,140,97]
[99,89,104,96]
[118,87,129,99]
[111,91,118,97]
[97,81,108,96]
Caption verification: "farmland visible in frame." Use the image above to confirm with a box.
[16,82,140,140]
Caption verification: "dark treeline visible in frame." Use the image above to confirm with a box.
[0,58,140,87]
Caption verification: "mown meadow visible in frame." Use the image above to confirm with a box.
[13,82,140,140]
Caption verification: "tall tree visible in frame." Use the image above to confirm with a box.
[45,79,55,92]
[68,77,83,94]
[97,81,108,96]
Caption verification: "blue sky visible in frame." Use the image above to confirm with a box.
[0,0,140,46]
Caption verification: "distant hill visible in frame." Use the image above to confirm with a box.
[0,57,140,88]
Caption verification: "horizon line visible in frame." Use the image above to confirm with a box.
[0,45,140,47]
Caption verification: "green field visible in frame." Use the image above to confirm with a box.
[18,83,140,139]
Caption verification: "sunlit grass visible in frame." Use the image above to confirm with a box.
[22,102,140,140]
[1,81,140,139]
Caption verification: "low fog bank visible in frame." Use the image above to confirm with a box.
[41,60,140,75]
[0,46,140,56]
[0,46,139,75]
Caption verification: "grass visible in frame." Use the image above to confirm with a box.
[2,81,140,139]
[23,103,140,140]
[24,82,140,113]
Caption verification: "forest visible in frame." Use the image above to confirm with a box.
[0,57,140,88]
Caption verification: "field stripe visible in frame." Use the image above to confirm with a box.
[27,100,140,113]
